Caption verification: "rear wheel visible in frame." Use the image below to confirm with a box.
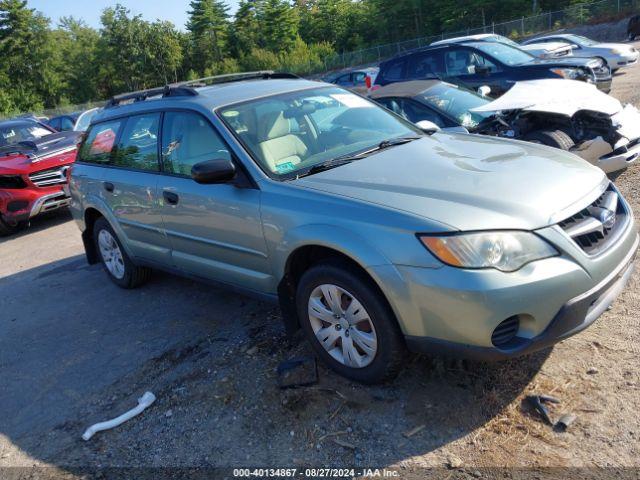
[296,261,407,383]
[93,217,151,288]
[523,130,575,151]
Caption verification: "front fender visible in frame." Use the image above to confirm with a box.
[271,223,392,283]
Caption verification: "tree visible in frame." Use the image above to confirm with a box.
[187,0,230,74]
[229,0,262,57]
[261,0,299,52]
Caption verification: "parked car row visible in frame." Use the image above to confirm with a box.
[60,69,637,383]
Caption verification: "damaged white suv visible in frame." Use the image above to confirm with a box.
[371,79,640,174]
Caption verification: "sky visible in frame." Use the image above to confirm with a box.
[28,0,240,30]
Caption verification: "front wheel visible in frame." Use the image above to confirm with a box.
[93,217,151,288]
[296,261,406,383]
[0,217,27,237]
[523,129,575,151]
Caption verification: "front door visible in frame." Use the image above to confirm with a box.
[157,111,272,293]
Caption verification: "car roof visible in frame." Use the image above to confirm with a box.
[94,77,327,124]
[369,80,443,99]
[431,33,499,46]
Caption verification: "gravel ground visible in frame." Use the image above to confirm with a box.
[1,40,640,478]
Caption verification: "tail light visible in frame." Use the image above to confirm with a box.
[365,75,372,89]
[370,85,381,92]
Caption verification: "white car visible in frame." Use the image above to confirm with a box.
[522,34,639,71]
[431,33,573,58]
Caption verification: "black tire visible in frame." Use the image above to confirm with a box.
[296,260,407,383]
[0,217,27,237]
[93,217,151,288]
[523,130,575,151]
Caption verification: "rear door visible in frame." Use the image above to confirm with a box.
[99,113,171,265]
[157,110,271,293]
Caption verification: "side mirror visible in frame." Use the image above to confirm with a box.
[475,65,491,75]
[477,85,491,97]
[191,159,236,184]
[415,120,441,134]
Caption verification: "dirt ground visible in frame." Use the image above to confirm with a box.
[1,41,640,478]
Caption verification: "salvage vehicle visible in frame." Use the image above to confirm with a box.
[431,33,573,59]
[47,112,80,132]
[374,41,612,96]
[370,79,640,173]
[70,72,637,383]
[0,119,80,235]
[522,34,639,72]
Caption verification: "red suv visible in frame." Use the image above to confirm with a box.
[0,119,80,235]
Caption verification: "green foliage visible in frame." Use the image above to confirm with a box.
[0,0,616,117]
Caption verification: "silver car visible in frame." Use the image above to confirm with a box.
[70,72,638,383]
[522,34,639,71]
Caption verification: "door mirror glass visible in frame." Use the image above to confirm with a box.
[191,159,236,184]
[475,64,491,75]
[415,120,441,133]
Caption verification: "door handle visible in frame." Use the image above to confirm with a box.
[103,181,114,193]
[163,190,179,205]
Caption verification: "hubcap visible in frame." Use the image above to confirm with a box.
[97,229,125,280]
[308,284,378,368]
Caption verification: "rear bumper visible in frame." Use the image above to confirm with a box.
[405,235,638,361]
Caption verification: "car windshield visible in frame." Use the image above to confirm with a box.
[219,87,421,178]
[0,122,52,146]
[564,34,598,46]
[419,83,493,129]
[74,108,100,132]
[473,42,534,65]
[491,35,520,48]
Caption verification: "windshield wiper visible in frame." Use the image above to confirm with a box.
[377,136,422,149]
[296,136,421,178]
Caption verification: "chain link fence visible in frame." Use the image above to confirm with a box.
[319,0,640,76]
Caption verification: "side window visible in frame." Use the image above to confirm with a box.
[400,99,447,127]
[61,117,75,131]
[161,111,231,177]
[382,60,405,81]
[444,49,498,76]
[353,72,366,85]
[376,98,406,119]
[49,118,61,131]
[407,52,442,78]
[112,113,161,171]
[335,74,352,86]
[78,120,123,164]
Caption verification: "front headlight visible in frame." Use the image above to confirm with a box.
[610,48,622,55]
[550,67,583,79]
[418,231,558,272]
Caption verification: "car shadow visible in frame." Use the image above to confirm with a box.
[0,254,550,471]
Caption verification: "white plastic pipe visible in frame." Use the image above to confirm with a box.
[82,391,156,441]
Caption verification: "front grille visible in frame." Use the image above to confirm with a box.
[29,166,70,187]
[491,316,520,347]
[558,184,627,255]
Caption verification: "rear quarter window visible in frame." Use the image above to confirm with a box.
[78,120,123,164]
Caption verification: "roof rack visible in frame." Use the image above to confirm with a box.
[105,71,300,109]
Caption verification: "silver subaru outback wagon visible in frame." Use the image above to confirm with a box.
[70,72,638,383]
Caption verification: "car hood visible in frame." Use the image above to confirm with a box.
[591,42,636,51]
[471,79,621,116]
[525,56,603,68]
[520,42,572,53]
[0,131,79,175]
[293,134,604,232]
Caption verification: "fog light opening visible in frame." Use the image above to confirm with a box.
[491,315,521,347]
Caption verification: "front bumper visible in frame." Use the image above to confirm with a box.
[596,140,640,173]
[610,52,639,69]
[0,187,71,223]
[594,77,612,93]
[405,240,636,360]
[369,219,638,361]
